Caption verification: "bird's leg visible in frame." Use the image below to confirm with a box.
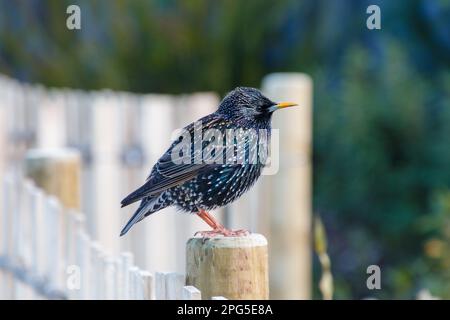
[196,209,217,229]
[195,209,250,238]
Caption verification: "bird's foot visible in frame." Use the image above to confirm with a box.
[224,229,250,237]
[194,228,250,239]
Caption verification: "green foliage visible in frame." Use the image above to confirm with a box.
[417,190,450,298]
[314,40,450,298]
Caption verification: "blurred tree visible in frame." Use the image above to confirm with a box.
[419,189,450,298]
[314,40,450,298]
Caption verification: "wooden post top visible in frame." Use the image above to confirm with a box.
[25,147,82,210]
[187,233,267,248]
[25,147,81,161]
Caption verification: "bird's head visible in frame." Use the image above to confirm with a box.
[217,87,297,124]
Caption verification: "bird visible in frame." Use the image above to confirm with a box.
[120,87,297,237]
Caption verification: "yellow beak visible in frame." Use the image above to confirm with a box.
[275,102,298,109]
[268,101,298,112]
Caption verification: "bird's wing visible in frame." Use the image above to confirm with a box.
[120,114,224,207]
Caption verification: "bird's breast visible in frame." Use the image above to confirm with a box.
[194,163,264,210]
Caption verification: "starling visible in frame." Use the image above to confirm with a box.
[120,87,297,237]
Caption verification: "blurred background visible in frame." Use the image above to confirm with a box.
[0,0,450,299]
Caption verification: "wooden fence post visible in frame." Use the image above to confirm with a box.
[11,174,24,298]
[104,256,117,300]
[91,92,121,255]
[261,73,313,299]
[1,174,14,299]
[140,271,154,300]
[137,95,178,273]
[0,94,6,194]
[133,268,144,300]
[186,234,268,300]
[182,285,201,300]
[114,258,123,300]
[89,242,104,299]
[31,186,47,298]
[128,266,139,299]
[21,180,38,299]
[155,271,168,300]
[24,148,82,210]
[120,252,134,299]
[66,212,85,300]
[37,90,67,149]
[45,197,64,292]
[76,231,91,299]
[165,272,185,300]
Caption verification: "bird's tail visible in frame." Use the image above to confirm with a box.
[121,184,150,208]
[120,194,170,236]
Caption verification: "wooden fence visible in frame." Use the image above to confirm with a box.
[0,74,224,275]
[0,172,230,300]
[0,73,312,299]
